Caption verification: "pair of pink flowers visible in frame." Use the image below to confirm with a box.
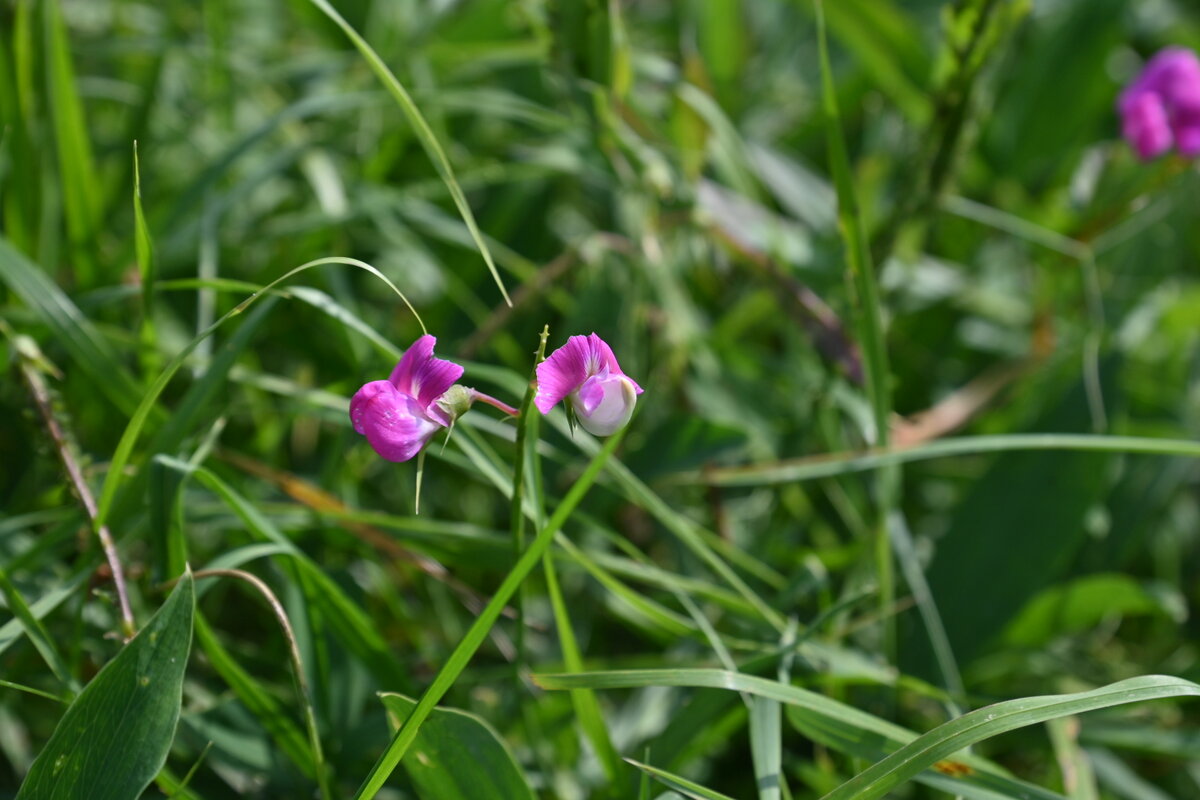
[1119,47,1200,160]
[350,333,642,462]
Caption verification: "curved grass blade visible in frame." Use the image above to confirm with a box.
[820,675,1200,800]
[305,0,511,306]
[16,570,194,800]
[93,256,422,533]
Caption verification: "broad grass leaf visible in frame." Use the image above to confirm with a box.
[16,571,195,800]
[379,693,535,800]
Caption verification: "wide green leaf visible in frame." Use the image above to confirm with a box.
[16,570,195,799]
[379,693,535,800]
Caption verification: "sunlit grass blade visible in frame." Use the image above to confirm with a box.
[164,459,405,686]
[304,0,511,306]
[888,512,964,707]
[820,675,1200,800]
[0,679,65,704]
[352,427,628,799]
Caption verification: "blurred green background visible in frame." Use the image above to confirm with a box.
[2,0,1200,797]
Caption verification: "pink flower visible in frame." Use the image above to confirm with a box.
[1119,47,1200,159]
[350,336,519,462]
[350,335,463,462]
[535,333,643,436]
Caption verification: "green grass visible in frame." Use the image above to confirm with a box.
[2,0,1200,798]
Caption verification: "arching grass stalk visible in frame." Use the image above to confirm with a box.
[352,426,629,800]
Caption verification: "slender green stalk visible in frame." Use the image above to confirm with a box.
[352,426,628,799]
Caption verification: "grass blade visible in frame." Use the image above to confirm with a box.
[42,0,101,284]
[304,0,511,306]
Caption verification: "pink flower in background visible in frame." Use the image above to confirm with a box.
[535,333,643,436]
[350,335,463,462]
[1119,47,1200,159]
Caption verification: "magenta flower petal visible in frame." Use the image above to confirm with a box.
[535,333,642,414]
[1120,47,1200,159]
[1122,92,1173,160]
[1175,118,1200,156]
[349,379,442,462]
[388,334,465,412]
